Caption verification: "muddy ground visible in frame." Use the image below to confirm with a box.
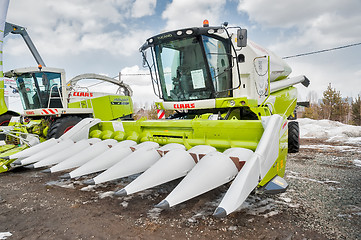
[0,139,360,240]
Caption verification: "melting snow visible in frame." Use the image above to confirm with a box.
[298,118,361,144]
[46,180,75,189]
[120,201,128,208]
[98,191,114,199]
[147,207,163,219]
[80,185,96,191]
[0,232,12,240]
[301,144,358,151]
[287,175,340,185]
[354,159,361,167]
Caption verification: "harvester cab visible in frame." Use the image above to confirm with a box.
[4,66,134,140]
[7,66,65,111]
[140,21,309,120]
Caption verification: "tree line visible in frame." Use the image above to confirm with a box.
[132,83,361,126]
[302,83,361,125]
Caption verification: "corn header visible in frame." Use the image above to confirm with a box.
[2,19,309,218]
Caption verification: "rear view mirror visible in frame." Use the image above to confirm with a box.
[142,51,147,68]
[237,29,247,47]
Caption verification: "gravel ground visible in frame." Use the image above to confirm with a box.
[0,138,360,240]
[285,139,361,239]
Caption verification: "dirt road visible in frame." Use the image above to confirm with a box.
[0,139,360,240]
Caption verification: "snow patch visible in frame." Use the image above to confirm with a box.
[46,180,75,189]
[98,191,114,199]
[228,226,237,231]
[287,175,340,185]
[80,185,96,191]
[301,144,358,151]
[0,232,12,240]
[147,207,163,219]
[298,118,361,144]
[120,201,128,208]
[353,159,361,167]
[238,196,279,218]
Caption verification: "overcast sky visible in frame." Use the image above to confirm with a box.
[3,0,361,111]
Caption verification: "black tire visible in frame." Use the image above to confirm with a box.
[288,121,299,153]
[47,116,82,139]
[0,114,13,140]
[0,114,13,126]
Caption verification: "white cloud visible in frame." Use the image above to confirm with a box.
[237,0,361,100]
[120,65,160,104]
[131,0,157,18]
[5,0,151,58]
[162,0,226,31]
[238,0,361,49]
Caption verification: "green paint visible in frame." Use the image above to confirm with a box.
[0,145,29,173]
[68,95,133,120]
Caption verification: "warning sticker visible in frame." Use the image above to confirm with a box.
[191,69,205,89]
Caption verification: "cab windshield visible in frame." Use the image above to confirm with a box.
[154,35,231,101]
[16,72,62,110]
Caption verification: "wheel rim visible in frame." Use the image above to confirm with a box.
[63,126,74,134]
[0,120,10,126]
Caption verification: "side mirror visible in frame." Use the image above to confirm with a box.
[142,51,147,68]
[237,29,247,47]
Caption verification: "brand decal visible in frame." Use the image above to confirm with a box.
[111,98,129,105]
[173,103,195,109]
[73,92,93,97]
[25,111,35,115]
[157,33,172,40]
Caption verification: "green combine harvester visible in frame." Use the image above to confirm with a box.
[1,0,309,217]
[3,18,310,217]
[0,1,133,172]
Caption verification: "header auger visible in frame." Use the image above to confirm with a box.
[2,19,309,218]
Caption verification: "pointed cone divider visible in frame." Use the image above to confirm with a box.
[23,164,35,169]
[91,141,168,185]
[113,188,127,197]
[213,154,260,217]
[49,140,115,173]
[118,145,215,197]
[68,140,137,178]
[41,168,51,173]
[8,138,60,160]
[156,151,239,208]
[214,115,284,217]
[33,139,99,168]
[19,139,74,166]
[83,179,95,185]
[155,200,170,209]
[60,173,71,179]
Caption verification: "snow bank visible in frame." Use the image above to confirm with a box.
[298,118,361,144]
[0,232,12,240]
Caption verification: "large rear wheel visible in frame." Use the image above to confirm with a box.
[47,116,82,139]
[0,114,13,126]
[288,121,299,153]
[0,114,14,140]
